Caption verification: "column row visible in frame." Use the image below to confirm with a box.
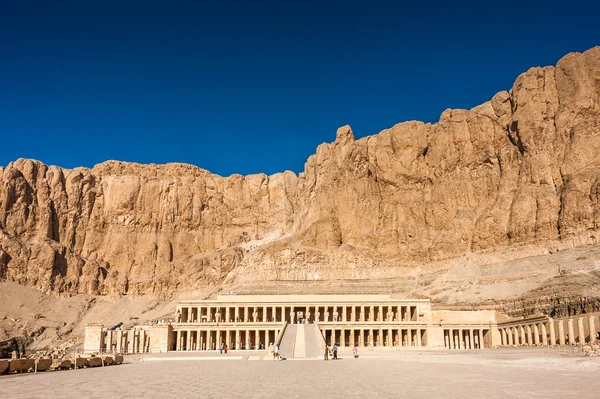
[443,329,486,349]
[320,328,426,347]
[177,304,421,323]
[175,328,282,351]
[105,329,150,354]
[500,315,599,346]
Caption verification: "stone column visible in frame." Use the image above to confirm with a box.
[360,306,365,322]
[369,329,374,347]
[370,306,374,321]
[558,320,566,345]
[541,323,548,345]
[533,324,540,345]
[245,329,250,350]
[255,329,260,349]
[469,329,474,350]
[577,317,585,344]
[139,330,146,353]
[225,307,230,323]
[501,329,507,346]
[452,330,458,349]
[235,307,239,322]
[350,330,355,346]
[388,328,393,346]
[187,307,192,322]
[507,328,513,346]
[526,325,533,345]
[271,306,276,322]
[589,316,597,343]
[378,305,383,322]
[235,330,240,350]
[359,329,364,347]
[244,306,249,322]
[408,329,413,347]
[478,329,484,349]
[520,326,526,345]
[263,306,267,323]
[444,332,450,349]
[416,329,422,347]
[513,327,519,346]
[175,330,181,351]
[567,319,575,345]
[549,319,556,345]
[351,306,356,322]
[186,330,192,351]
[341,329,346,347]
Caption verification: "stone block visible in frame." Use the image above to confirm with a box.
[59,359,72,370]
[88,357,103,367]
[0,359,8,374]
[36,358,52,371]
[74,357,89,368]
[102,356,114,365]
[114,355,124,364]
[8,359,25,373]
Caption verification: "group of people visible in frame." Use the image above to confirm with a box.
[219,343,228,354]
[324,344,359,360]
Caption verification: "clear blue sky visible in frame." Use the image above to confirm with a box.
[1,1,598,176]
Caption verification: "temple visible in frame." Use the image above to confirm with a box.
[83,295,600,355]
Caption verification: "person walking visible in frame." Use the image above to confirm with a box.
[224,344,228,354]
[324,345,329,361]
[274,344,280,360]
[352,344,358,358]
[332,344,338,360]
[219,343,223,354]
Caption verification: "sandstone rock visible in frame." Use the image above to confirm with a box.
[0,47,599,297]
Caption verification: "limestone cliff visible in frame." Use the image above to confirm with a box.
[1,47,600,298]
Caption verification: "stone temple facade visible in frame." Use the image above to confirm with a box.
[83,295,600,355]
[85,295,496,353]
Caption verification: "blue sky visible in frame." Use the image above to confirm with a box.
[1,1,598,176]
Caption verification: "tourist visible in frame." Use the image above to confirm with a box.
[219,343,223,354]
[353,345,358,358]
[224,344,228,354]
[332,344,338,359]
[274,344,280,360]
[268,342,274,358]
[324,345,329,360]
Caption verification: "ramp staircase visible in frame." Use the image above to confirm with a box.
[278,323,325,359]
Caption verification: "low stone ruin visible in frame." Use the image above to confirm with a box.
[0,351,124,376]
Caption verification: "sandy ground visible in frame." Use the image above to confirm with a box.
[1,348,599,398]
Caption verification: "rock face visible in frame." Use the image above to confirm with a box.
[1,47,600,298]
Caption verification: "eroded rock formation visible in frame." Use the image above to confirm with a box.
[1,47,600,298]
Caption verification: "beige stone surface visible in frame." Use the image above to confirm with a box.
[1,349,599,398]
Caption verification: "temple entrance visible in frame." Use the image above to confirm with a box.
[295,307,307,323]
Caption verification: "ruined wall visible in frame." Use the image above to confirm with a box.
[1,47,600,297]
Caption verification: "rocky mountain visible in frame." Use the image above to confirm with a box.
[1,46,600,299]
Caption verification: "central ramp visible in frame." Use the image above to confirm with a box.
[279,324,325,359]
[279,324,297,359]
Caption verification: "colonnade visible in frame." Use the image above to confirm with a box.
[499,315,599,346]
[443,328,487,349]
[176,303,420,324]
[320,327,426,347]
[175,328,281,351]
[104,328,150,354]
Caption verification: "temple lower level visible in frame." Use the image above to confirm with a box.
[83,295,600,354]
